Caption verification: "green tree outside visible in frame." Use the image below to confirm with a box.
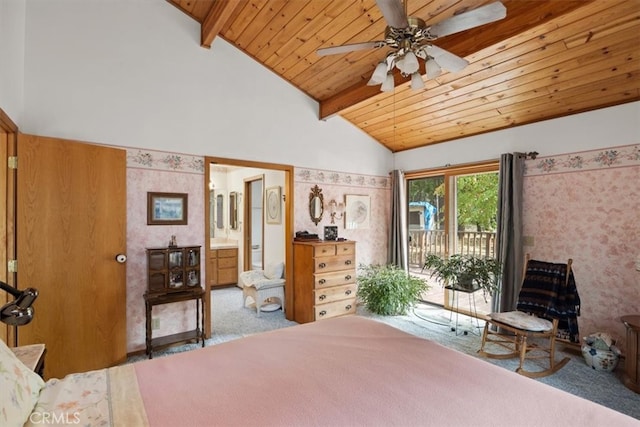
[409,172,498,232]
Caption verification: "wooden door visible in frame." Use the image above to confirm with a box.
[0,109,18,346]
[17,134,127,379]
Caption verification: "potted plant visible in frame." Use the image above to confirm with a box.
[422,254,501,299]
[356,264,429,316]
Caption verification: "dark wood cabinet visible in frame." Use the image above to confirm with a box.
[147,246,201,294]
[144,245,204,358]
[144,290,204,358]
[622,315,640,393]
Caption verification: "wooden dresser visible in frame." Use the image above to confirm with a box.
[293,240,356,323]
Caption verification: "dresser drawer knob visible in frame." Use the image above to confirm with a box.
[319,310,327,317]
[345,260,352,265]
[345,305,352,310]
[319,279,326,285]
[345,275,352,280]
[319,262,326,268]
[345,290,352,295]
[319,294,326,300]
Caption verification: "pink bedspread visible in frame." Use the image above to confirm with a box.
[134,316,638,426]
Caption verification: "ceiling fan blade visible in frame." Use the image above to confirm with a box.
[429,1,507,38]
[317,41,386,56]
[427,45,469,72]
[376,0,409,28]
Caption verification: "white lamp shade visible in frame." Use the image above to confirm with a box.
[381,73,395,92]
[368,62,388,85]
[410,72,425,89]
[426,58,442,79]
[402,51,420,74]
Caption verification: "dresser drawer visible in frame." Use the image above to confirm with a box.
[315,298,357,320]
[314,255,354,273]
[315,270,355,289]
[313,244,336,257]
[218,248,237,258]
[336,243,355,256]
[315,283,357,305]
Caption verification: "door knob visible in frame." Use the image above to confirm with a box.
[115,254,127,263]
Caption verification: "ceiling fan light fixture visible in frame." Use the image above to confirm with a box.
[425,58,442,79]
[402,51,419,74]
[410,72,424,90]
[368,62,388,86]
[381,72,395,92]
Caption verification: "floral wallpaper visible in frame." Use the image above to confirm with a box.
[127,149,205,174]
[296,167,390,189]
[525,144,640,176]
[126,150,205,353]
[523,143,639,350]
[294,167,390,266]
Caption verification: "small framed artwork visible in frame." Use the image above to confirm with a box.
[147,192,188,225]
[324,226,338,241]
[265,186,282,224]
[345,194,370,229]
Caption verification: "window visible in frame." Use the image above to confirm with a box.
[407,162,499,315]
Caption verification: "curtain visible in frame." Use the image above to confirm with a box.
[492,153,525,312]
[388,170,408,270]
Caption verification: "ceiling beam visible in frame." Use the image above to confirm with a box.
[201,0,246,49]
[319,0,594,119]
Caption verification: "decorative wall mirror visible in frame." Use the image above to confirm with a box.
[309,185,324,225]
[216,194,224,230]
[229,191,238,230]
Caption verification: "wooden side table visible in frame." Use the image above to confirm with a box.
[621,315,640,393]
[12,343,46,378]
[144,288,205,359]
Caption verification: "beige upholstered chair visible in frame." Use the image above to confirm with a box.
[239,262,285,317]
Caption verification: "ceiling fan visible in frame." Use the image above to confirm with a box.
[316,0,507,91]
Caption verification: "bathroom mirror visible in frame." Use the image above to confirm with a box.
[309,185,324,225]
[229,191,238,230]
[216,194,224,230]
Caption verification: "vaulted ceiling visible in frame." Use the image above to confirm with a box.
[167,0,640,153]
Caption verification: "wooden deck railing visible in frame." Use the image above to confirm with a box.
[408,230,496,267]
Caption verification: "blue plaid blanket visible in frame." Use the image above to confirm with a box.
[516,259,581,343]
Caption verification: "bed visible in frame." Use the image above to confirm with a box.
[3,316,638,426]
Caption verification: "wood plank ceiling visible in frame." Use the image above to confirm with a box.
[168,0,640,153]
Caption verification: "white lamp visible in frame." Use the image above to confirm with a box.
[381,73,395,92]
[401,51,419,74]
[410,72,424,90]
[425,58,442,79]
[367,62,388,86]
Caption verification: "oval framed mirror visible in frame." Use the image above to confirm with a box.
[309,185,324,225]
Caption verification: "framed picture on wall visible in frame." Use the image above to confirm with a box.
[345,194,370,229]
[147,192,188,225]
[265,186,282,224]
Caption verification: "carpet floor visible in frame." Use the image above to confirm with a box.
[128,287,639,420]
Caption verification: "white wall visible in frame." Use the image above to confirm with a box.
[0,0,25,123]
[393,102,640,171]
[17,0,391,176]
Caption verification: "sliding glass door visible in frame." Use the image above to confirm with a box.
[407,163,498,316]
